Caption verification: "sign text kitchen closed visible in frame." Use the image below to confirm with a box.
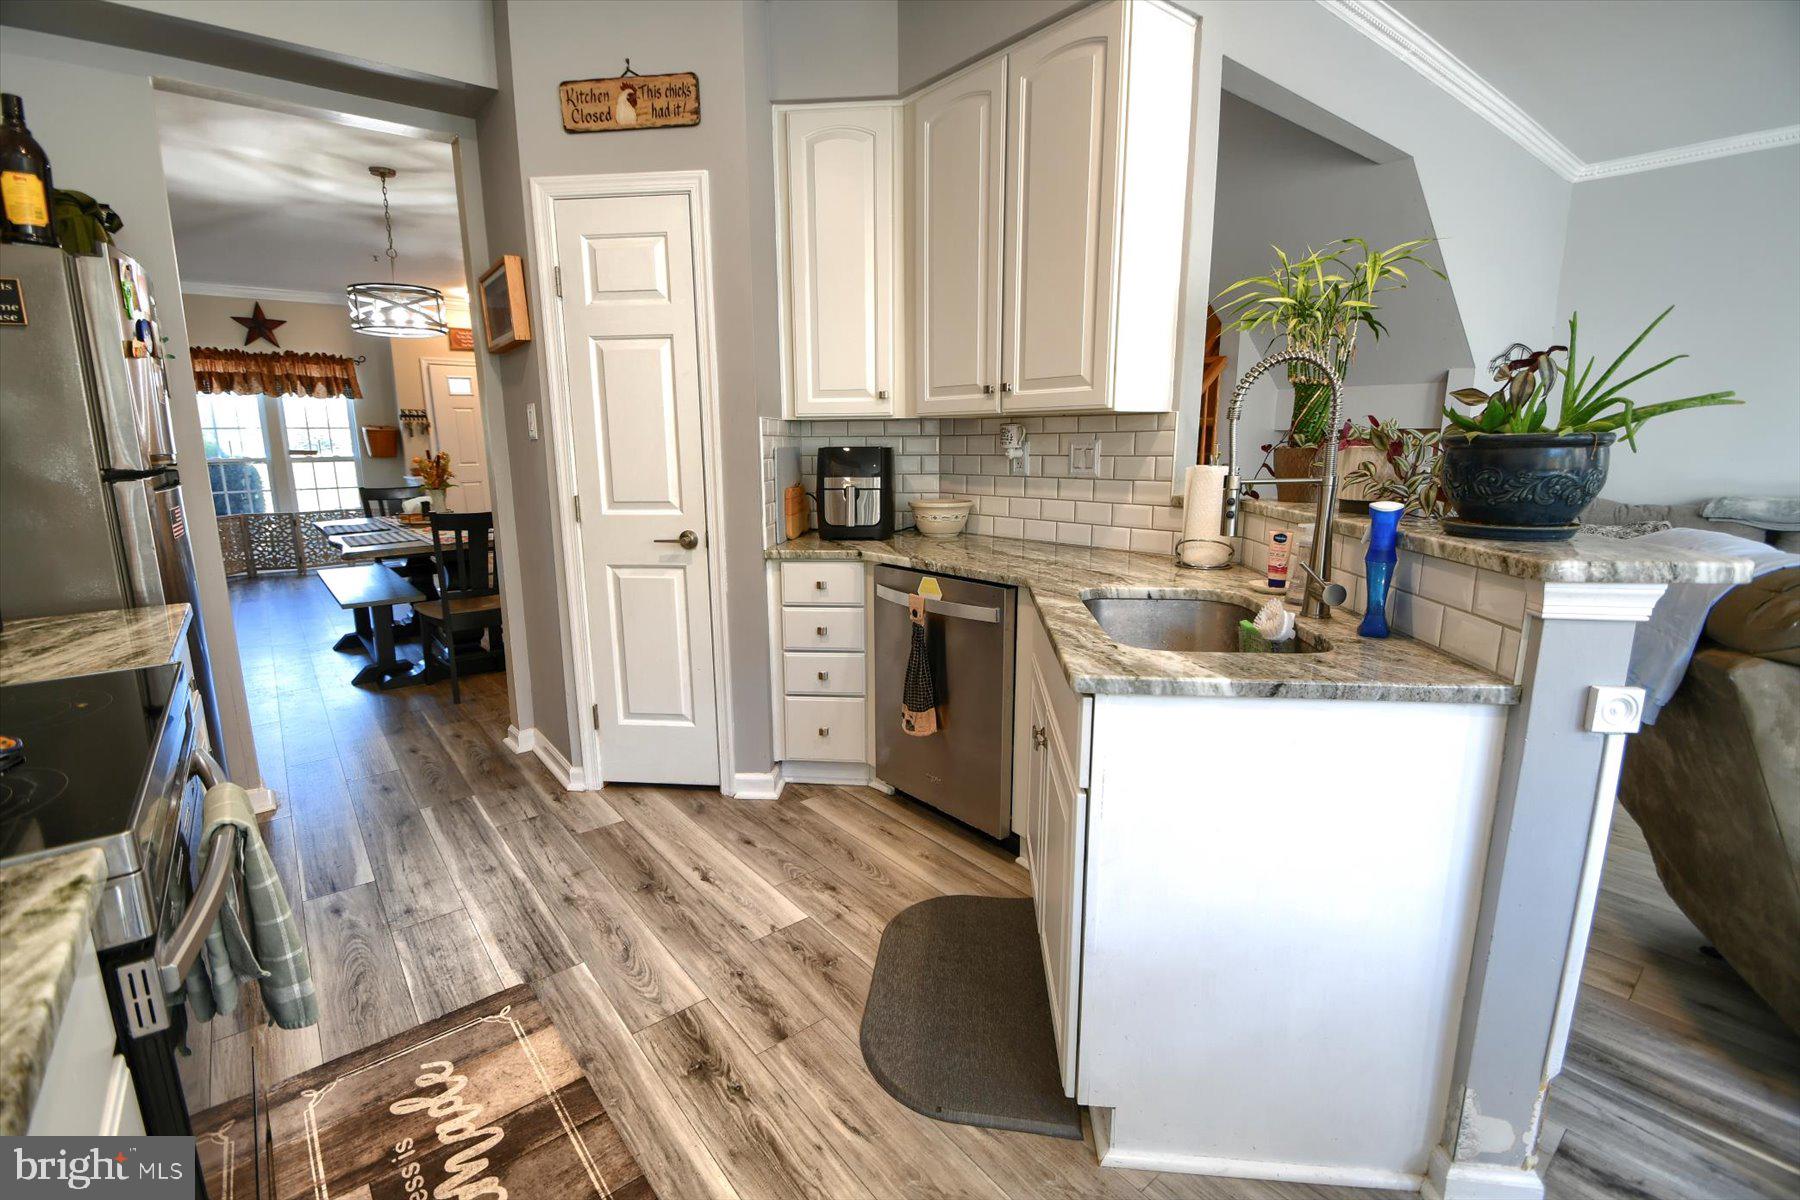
[560,72,700,133]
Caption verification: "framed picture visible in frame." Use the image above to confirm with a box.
[478,254,531,354]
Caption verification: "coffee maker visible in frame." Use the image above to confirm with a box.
[817,446,894,540]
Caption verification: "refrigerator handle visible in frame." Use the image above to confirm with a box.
[102,466,170,483]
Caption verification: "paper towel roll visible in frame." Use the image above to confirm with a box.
[1178,465,1233,568]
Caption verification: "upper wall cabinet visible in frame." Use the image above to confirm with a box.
[777,104,905,419]
[912,57,1007,417]
[777,0,1196,420]
[911,0,1197,418]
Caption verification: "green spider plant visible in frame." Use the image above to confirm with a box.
[1215,237,1444,444]
[1445,308,1741,449]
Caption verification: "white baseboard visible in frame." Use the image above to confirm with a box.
[730,766,786,800]
[246,785,278,816]
[504,726,589,791]
[779,760,878,788]
[1420,1146,1545,1200]
[1097,1143,1422,1193]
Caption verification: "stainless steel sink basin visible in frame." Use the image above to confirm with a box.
[1082,596,1321,653]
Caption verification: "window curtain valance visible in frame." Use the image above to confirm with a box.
[188,347,363,400]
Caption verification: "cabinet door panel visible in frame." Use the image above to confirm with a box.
[1001,3,1121,412]
[784,106,897,417]
[913,59,1006,417]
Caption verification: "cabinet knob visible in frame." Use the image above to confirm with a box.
[817,670,829,681]
[1032,725,1047,750]
[818,727,830,737]
[1001,382,1012,394]
[982,384,995,396]
[816,625,827,636]
[814,580,827,590]
[877,389,890,401]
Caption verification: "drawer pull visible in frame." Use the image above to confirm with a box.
[817,670,829,681]
[818,726,830,737]
[814,580,828,590]
[816,625,827,636]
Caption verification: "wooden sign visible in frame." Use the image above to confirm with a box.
[0,278,24,326]
[560,71,700,133]
[446,326,475,351]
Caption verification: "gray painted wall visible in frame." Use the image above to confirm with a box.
[771,0,898,99]
[1557,147,1800,505]
[1209,91,1471,399]
[478,0,780,776]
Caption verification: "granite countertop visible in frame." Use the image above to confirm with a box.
[1242,499,1755,585]
[0,849,109,1135]
[770,531,1518,704]
[0,604,192,686]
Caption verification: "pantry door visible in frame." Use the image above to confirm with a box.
[421,358,490,512]
[551,188,720,785]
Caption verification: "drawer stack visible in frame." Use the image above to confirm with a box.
[779,561,867,762]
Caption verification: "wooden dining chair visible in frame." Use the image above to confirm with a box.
[411,511,502,703]
[360,484,424,517]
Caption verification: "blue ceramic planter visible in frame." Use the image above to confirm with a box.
[1439,430,1614,541]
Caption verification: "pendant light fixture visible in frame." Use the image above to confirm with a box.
[346,165,447,338]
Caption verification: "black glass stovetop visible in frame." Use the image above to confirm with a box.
[0,663,184,871]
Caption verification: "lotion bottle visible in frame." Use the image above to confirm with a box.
[1265,529,1292,590]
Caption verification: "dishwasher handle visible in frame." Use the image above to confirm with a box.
[875,583,1001,624]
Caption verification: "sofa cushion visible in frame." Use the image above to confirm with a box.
[1703,495,1800,532]
[1706,566,1800,666]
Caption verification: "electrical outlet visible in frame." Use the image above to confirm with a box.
[1067,434,1099,477]
[1009,441,1031,475]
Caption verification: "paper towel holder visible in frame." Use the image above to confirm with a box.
[1173,537,1234,570]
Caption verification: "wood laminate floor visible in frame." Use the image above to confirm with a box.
[195,573,1800,1199]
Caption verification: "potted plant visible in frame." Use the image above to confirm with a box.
[1439,308,1740,540]
[1216,237,1443,500]
[1343,417,1452,520]
[411,450,455,513]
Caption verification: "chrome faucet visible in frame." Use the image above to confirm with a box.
[1218,348,1346,620]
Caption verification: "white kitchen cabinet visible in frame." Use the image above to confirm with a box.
[911,57,1007,417]
[27,928,145,1136]
[777,103,904,418]
[1000,0,1197,414]
[1018,601,1092,1097]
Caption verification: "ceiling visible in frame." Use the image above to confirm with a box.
[154,89,466,298]
[1386,0,1800,164]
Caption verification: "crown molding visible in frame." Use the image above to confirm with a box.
[182,281,347,307]
[1321,0,1585,182]
[1321,1,1797,185]
[1578,125,1800,181]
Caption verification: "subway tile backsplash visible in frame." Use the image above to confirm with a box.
[760,411,1181,553]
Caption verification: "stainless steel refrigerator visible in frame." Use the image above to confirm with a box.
[0,241,225,764]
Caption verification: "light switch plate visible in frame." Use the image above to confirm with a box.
[1067,434,1099,477]
[526,403,539,441]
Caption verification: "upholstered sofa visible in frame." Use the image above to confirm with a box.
[1601,495,1800,1032]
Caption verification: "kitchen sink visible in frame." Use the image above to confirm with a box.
[1082,596,1322,653]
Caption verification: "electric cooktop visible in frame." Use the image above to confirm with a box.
[0,662,187,876]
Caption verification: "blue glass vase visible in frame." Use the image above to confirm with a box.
[1358,501,1404,638]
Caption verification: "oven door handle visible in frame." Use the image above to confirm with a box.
[155,748,234,993]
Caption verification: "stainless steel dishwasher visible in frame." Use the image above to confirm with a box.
[873,565,1016,839]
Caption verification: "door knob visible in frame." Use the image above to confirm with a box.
[654,529,700,550]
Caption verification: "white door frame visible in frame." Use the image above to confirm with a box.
[529,170,738,793]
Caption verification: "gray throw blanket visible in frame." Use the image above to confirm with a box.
[169,783,318,1029]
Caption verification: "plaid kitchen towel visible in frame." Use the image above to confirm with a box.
[174,782,318,1029]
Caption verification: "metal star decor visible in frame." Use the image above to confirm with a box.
[232,302,286,347]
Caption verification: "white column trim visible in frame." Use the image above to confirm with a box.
[1422,1146,1546,1200]
[1528,582,1665,622]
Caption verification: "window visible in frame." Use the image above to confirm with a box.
[199,392,364,515]
[198,393,273,515]
[282,395,360,511]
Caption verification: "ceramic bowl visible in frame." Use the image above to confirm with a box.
[910,498,973,538]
